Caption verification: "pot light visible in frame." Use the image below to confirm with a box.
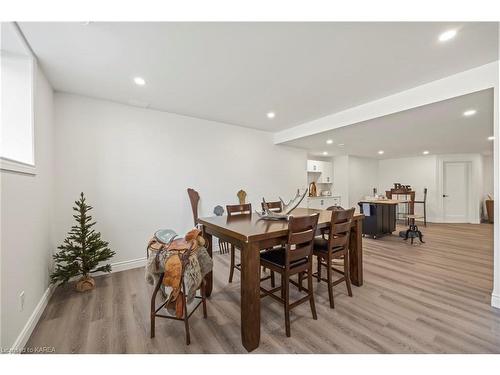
[488,136,495,141]
[134,77,146,86]
[463,109,477,117]
[322,151,328,156]
[378,150,384,155]
[326,139,333,144]
[438,29,457,42]
[266,111,276,119]
[423,150,430,155]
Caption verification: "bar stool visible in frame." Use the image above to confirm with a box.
[308,208,355,309]
[260,213,320,337]
[226,203,252,283]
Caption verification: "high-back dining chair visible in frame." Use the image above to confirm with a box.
[309,208,355,309]
[260,213,319,337]
[226,203,252,283]
[187,188,200,227]
[261,201,282,212]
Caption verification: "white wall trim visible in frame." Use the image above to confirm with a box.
[492,293,500,309]
[0,157,36,175]
[8,284,55,353]
[9,257,146,353]
[274,61,499,144]
[92,257,146,277]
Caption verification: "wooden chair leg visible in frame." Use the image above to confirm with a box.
[184,294,191,345]
[298,272,303,291]
[317,257,322,283]
[150,274,163,338]
[344,253,353,297]
[270,270,275,288]
[201,280,208,318]
[424,205,427,227]
[326,259,334,309]
[308,265,317,320]
[283,273,291,337]
[229,244,235,283]
[281,273,285,300]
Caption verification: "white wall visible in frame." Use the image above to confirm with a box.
[483,154,494,220]
[54,93,307,266]
[332,155,350,208]
[348,156,378,209]
[0,66,54,348]
[378,156,439,221]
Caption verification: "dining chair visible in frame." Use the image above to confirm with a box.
[411,188,428,226]
[226,203,252,283]
[306,208,355,309]
[187,188,200,227]
[261,200,282,212]
[260,213,319,337]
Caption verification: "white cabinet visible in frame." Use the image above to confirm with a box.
[307,160,322,173]
[317,161,333,183]
[306,196,341,209]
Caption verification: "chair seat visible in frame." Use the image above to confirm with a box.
[313,237,344,254]
[260,247,308,268]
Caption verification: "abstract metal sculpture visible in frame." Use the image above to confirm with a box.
[256,188,308,220]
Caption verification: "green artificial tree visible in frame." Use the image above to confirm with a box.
[51,192,115,291]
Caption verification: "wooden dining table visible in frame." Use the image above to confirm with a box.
[197,207,364,352]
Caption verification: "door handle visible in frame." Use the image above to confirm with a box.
[443,194,449,197]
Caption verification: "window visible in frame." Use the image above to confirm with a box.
[1,22,35,174]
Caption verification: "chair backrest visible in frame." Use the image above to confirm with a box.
[326,205,344,211]
[226,203,252,217]
[285,213,319,267]
[328,208,355,252]
[261,200,282,212]
[187,188,200,226]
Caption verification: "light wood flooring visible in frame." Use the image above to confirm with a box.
[26,223,500,353]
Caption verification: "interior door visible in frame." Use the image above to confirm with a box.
[443,161,469,222]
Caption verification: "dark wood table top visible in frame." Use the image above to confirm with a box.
[198,207,363,243]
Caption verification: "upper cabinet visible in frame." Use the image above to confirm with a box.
[307,160,333,183]
[307,160,322,173]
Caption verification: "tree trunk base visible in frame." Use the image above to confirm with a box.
[76,275,95,292]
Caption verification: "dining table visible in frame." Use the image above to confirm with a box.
[197,207,364,352]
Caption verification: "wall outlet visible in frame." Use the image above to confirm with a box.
[19,291,25,312]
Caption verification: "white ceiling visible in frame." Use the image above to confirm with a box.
[18,22,498,132]
[284,89,494,159]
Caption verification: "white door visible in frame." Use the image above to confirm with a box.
[443,161,470,222]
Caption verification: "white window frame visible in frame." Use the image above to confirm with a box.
[0,22,36,175]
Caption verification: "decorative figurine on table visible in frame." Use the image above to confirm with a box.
[256,188,308,220]
[237,189,247,205]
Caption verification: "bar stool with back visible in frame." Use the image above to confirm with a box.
[308,208,355,308]
[226,203,252,283]
[259,213,320,337]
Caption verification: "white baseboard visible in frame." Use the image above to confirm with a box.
[9,257,146,353]
[93,257,146,276]
[492,293,500,309]
[9,284,55,353]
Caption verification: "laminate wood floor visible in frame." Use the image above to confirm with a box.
[26,223,500,353]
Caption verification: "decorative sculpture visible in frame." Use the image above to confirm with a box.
[213,205,224,216]
[237,189,247,205]
[256,188,308,220]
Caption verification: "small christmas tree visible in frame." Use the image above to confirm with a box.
[51,192,115,291]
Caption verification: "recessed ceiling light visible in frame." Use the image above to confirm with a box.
[267,111,276,119]
[488,136,495,141]
[438,29,457,42]
[463,109,477,117]
[326,139,333,144]
[378,150,384,155]
[322,151,328,156]
[338,143,345,147]
[423,150,430,155]
[134,77,146,86]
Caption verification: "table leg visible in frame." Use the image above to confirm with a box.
[202,229,213,297]
[240,241,260,352]
[350,218,363,287]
